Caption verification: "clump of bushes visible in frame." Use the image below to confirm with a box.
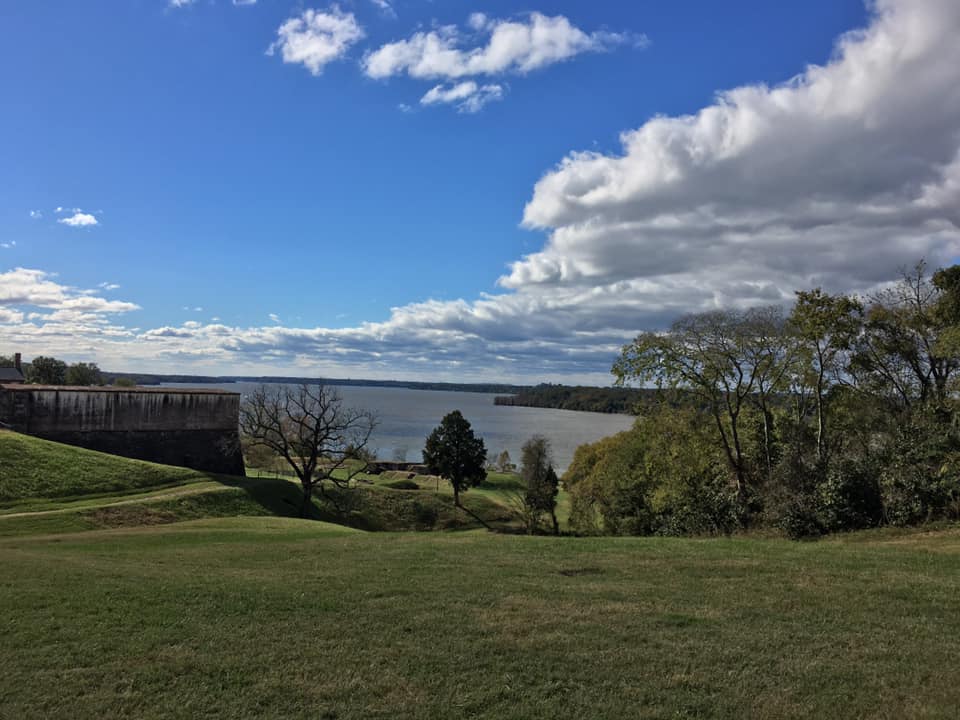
[385,479,420,490]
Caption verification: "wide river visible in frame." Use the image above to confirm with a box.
[165,383,635,473]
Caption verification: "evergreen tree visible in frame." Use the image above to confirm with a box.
[423,411,487,507]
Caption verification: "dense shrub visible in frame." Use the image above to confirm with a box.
[565,408,741,537]
[878,411,960,526]
[385,479,420,490]
[819,458,884,531]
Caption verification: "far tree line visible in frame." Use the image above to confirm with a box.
[495,385,642,414]
[0,355,132,387]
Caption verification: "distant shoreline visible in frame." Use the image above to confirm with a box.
[102,373,640,412]
[104,372,529,395]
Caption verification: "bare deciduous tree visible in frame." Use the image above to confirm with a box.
[239,384,377,518]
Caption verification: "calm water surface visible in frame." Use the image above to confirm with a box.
[166,383,635,472]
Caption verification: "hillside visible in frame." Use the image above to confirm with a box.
[0,432,525,535]
[0,430,213,502]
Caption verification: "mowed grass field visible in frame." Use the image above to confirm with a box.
[3,431,960,719]
[4,520,960,719]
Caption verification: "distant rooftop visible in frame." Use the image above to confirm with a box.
[0,383,238,395]
[0,368,24,382]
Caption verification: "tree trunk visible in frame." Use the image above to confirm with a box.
[453,483,461,508]
[550,509,560,536]
[761,406,773,484]
[729,411,748,499]
[300,480,314,518]
[816,350,827,462]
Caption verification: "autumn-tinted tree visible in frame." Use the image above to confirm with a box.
[422,410,487,507]
[240,384,377,517]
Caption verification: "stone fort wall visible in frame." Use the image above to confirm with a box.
[0,385,245,476]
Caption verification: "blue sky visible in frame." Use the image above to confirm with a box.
[2,0,959,383]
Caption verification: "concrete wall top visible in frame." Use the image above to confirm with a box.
[1,384,237,396]
[1,385,240,433]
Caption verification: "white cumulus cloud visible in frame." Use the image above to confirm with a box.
[363,12,635,80]
[420,81,504,113]
[496,0,960,323]
[267,6,365,76]
[0,268,139,315]
[58,212,98,228]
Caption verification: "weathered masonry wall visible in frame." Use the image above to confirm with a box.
[0,385,245,476]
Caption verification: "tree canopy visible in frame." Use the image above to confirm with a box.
[519,436,560,535]
[422,410,487,507]
[65,362,103,387]
[579,262,960,538]
[25,356,67,385]
[240,384,377,518]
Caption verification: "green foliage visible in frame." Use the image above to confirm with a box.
[422,410,487,506]
[614,307,792,498]
[495,384,641,413]
[514,436,560,534]
[818,458,884,532]
[565,407,740,537]
[25,355,67,385]
[586,262,960,539]
[65,362,103,386]
[878,409,960,526]
[112,376,136,387]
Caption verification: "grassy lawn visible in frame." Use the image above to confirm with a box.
[4,432,959,718]
[2,519,960,719]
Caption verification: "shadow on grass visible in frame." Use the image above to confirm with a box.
[213,474,305,519]
[210,472,524,533]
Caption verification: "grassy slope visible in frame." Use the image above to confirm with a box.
[1,519,959,719]
[0,429,212,501]
[0,432,525,535]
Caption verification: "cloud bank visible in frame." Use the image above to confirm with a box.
[5,0,960,382]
